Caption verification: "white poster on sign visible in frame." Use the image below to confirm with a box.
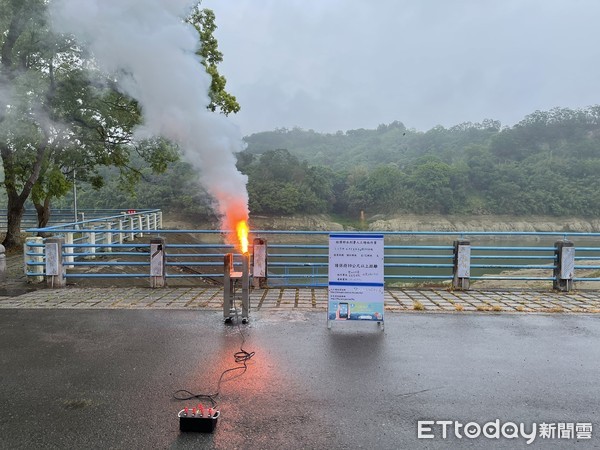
[328,234,384,327]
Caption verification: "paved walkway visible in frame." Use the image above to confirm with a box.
[1,286,600,313]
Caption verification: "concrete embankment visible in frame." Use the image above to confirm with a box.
[367,214,600,233]
[244,214,600,233]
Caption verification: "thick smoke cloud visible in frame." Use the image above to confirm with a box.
[50,0,249,235]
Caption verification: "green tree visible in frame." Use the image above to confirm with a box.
[464,145,495,191]
[0,0,72,247]
[406,159,454,214]
[362,165,404,213]
[0,2,238,248]
[341,167,372,215]
[187,6,240,115]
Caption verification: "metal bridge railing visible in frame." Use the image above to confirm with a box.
[22,224,600,289]
[0,208,157,230]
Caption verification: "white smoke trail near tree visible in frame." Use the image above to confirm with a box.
[49,0,249,236]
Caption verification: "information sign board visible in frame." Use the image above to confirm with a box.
[328,234,384,326]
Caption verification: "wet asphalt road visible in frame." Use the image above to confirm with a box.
[0,310,598,449]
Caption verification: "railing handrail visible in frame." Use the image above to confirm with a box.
[22,213,600,289]
[25,208,161,232]
[0,208,161,231]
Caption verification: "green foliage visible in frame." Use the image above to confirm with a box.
[32,166,70,205]
[0,0,84,244]
[58,156,215,219]
[5,2,600,224]
[65,105,600,221]
[0,2,239,245]
[236,149,340,215]
[240,107,600,218]
[187,6,240,115]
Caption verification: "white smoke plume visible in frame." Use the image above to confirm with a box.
[49,0,249,237]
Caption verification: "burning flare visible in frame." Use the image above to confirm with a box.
[222,203,250,254]
[236,220,249,254]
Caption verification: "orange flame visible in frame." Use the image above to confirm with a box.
[236,220,249,254]
[221,198,249,253]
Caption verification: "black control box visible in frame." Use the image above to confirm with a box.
[178,408,220,433]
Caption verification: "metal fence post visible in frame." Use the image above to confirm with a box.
[45,237,66,288]
[118,218,124,244]
[129,215,135,240]
[138,215,144,238]
[150,237,166,288]
[223,253,233,320]
[452,240,471,290]
[105,222,112,253]
[0,244,6,283]
[241,252,250,321]
[252,238,268,288]
[24,237,44,283]
[88,226,96,258]
[64,232,74,268]
[554,240,574,292]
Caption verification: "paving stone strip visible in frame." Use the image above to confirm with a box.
[1,287,600,313]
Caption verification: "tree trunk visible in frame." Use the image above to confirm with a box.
[3,193,25,249]
[1,6,52,249]
[34,196,52,236]
[1,140,49,250]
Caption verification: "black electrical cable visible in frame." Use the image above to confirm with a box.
[173,280,255,407]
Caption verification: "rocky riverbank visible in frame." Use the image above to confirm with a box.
[368,215,600,233]
[247,214,600,233]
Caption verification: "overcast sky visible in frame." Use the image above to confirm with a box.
[204,0,600,136]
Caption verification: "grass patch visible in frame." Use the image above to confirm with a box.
[547,306,564,313]
[515,305,525,312]
[413,301,425,311]
[454,303,464,312]
[492,305,503,312]
[476,305,492,312]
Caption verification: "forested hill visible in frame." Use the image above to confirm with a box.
[244,118,501,170]
[64,106,600,221]
[238,106,600,217]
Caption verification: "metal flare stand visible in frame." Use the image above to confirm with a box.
[223,252,250,323]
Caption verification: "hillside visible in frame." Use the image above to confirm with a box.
[245,214,600,234]
[57,106,600,222]
[238,106,600,218]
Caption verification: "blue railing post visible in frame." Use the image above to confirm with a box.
[452,240,471,290]
[554,240,574,292]
[24,237,44,283]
